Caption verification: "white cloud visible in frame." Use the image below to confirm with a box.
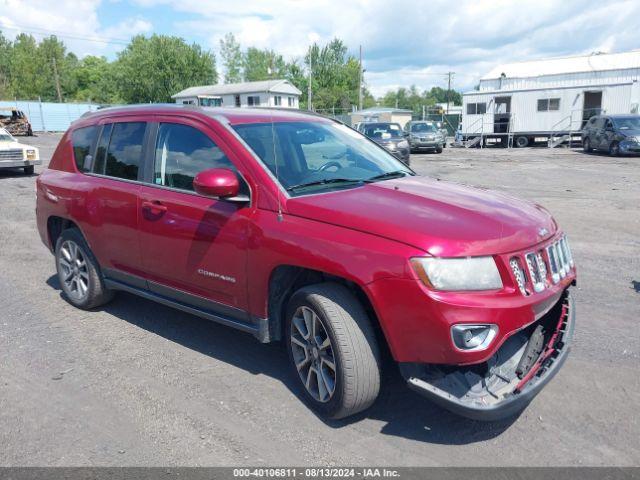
[2,0,640,97]
[135,0,640,95]
[0,0,151,57]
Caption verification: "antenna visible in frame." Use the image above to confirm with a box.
[269,109,283,222]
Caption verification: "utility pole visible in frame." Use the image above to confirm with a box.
[445,71,454,114]
[307,47,313,111]
[52,57,62,103]
[358,45,363,111]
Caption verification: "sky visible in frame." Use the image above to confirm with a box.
[1,0,640,97]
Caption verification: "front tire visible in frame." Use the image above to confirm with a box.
[24,165,34,175]
[583,137,592,153]
[55,228,114,309]
[609,141,620,156]
[286,283,381,420]
[435,145,443,153]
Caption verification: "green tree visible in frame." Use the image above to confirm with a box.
[219,33,243,83]
[424,86,462,106]
[305,38,360,111]
[37,36,77,101]
[0,33,12,98]
[73,55,123,104]
[8,34,45,100]
[244,47,287,81]
[380,85,462,115]
[115,34,217,103]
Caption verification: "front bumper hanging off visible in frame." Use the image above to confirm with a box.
[400,288,575,421]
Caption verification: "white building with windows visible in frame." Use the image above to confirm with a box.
[172,79,301,109]
[461,50,640,146]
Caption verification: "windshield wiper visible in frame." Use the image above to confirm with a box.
[364,170,412,183]
[286,178,364,192]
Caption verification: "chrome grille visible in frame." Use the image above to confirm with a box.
[0,149,24,161]
[525,252,545,293]
[512,235,574,295]
[510,257,528,295]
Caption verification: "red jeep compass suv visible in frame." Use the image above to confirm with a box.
[36,105,576,421]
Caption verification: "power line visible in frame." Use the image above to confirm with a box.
[0,23,131,45]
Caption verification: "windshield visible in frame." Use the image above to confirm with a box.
[233,121,413,195]
[613,117,640,130]
[410,123,437,133]
[0,131,14,142]
[363,123,403,139]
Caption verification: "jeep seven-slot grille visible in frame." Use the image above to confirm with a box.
[509,235,574,296]
[0,149,24,161]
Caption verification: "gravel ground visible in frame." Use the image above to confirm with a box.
[0,133,638,466]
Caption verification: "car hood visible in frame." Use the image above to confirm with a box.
[0,141,24,149]
[372,136,404,144]
[286,176,557,256]
[620,129,640,137]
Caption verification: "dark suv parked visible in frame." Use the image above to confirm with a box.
[582,114,640,155]
[358,122,410,165]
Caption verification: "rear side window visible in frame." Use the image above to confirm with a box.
[153,123,236,191]
[104,122,146,181]
[71,126,98,172]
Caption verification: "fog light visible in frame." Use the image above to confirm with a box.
[451,324,498,351]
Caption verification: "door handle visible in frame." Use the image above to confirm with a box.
[141,200,168,215]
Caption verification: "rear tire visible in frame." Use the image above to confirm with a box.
[515,136,529,148]
[285,283,381,420]
[24,165,34,175]
[55,228,114,309]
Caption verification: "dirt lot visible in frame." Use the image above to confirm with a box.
[1,133,638,466]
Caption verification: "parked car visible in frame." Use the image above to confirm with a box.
[36,105,576,421]
[434,120,449,147]
[404,121,445,153]
[359,122,410,165]
[0,127,40,174]
[0,107,33,136]
[582,114,640,155]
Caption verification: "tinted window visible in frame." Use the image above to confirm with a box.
[233,121,411,194]
[71,126,98,172]
[537,99,548,112]
[104,122,146,181]
[93,124,113,174]
[154,123,236,191]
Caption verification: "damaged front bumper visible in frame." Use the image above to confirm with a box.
[400,288,575,421]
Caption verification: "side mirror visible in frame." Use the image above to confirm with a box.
[402,131,409,137]
[193,168,241,199]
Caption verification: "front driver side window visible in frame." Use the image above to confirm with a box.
[154,123,237,192]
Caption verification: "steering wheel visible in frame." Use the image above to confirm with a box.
[318,161,343,172]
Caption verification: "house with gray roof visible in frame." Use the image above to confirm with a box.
[172,79,302,109]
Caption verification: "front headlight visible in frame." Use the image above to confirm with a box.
[397,140,409,149]
[411,256,503,291]
[26,149,37,160]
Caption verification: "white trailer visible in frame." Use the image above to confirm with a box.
[461,50,640,147]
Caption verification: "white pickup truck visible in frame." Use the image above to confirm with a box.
[0,128,40,175]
